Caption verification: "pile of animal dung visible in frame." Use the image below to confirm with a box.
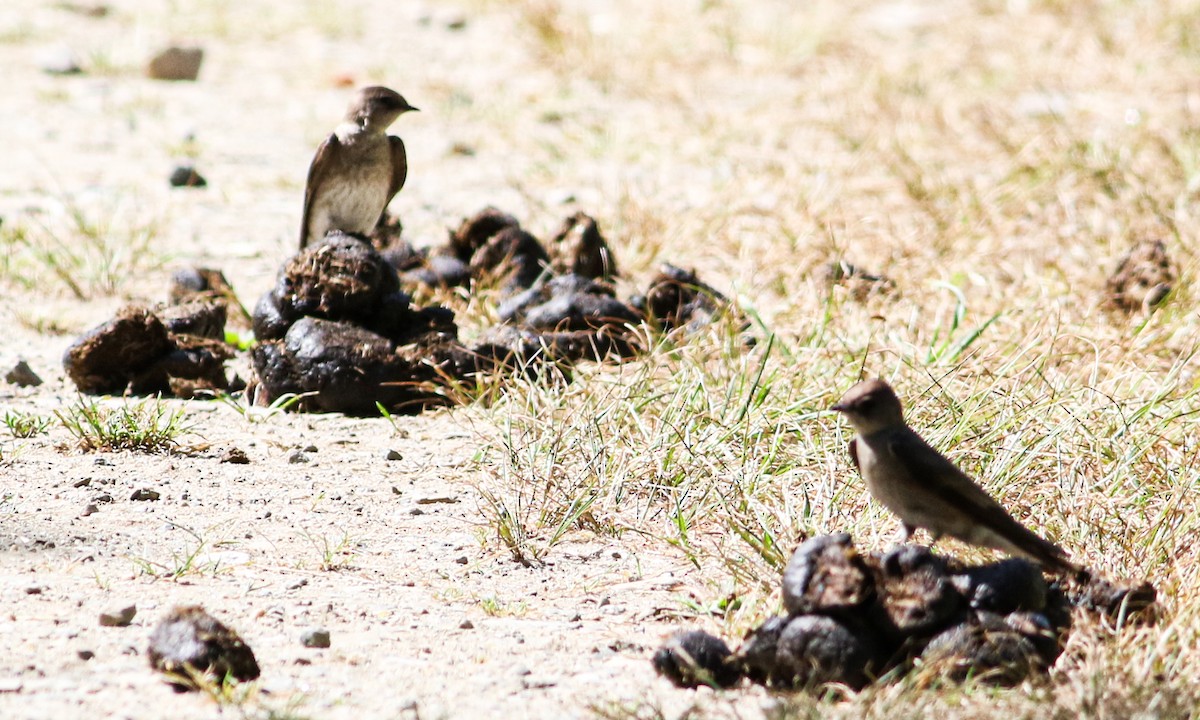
[248,208,735,415]
[62,302,239,398]
[147,605,260,692]
[653,534,1156,691]
[61,208,738,413]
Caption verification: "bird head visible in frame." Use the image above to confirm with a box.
[831,378,906,434]
[349,86,419,131]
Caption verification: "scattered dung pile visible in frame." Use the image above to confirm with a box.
[63,303,239,398]
[1104,238,1176,314]
[653,533,1156,691]
[62,208,739,412]
[147,605,260,692]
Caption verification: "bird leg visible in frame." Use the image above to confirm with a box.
[888,523,917,550]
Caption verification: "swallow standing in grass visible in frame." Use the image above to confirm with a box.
[831,378,1081,575]
[299,86,418,249]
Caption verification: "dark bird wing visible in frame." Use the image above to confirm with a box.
[884,430,1077,573]
[387,135,408,202]
[299,133,340,249]
[848,437,860,474]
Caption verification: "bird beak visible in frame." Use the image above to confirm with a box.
[830,402,848,413]
[406,105,420,113]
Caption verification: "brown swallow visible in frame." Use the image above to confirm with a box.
[299,86,418,249]
[831,378,1080,575]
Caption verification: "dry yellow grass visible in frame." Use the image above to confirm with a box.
[1,0,1198,718]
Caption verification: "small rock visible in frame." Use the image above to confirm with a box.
[300,629,331,649]
[58,2,111,17]
[129,489,160,502]
[38,45,82,75]
[99,605,137,627]
[288,451,310,464]
[385,449,403,461]
[454,556,468,565]
[168,164,207,188]
[78,649,96,661]
[220,447,250,464]
[25,586,44,595]
[416,496,459,505]
[81,503,99,517]
[146,46,204,81]
[459,619,475,630]
[5,360,43,387]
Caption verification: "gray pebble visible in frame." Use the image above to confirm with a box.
[300,629,331,649]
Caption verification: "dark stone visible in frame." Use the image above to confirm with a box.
[781,533,874,616]
[99,605,137,627]
[220,447,250,464]
[147,605,259,691]
[5,360,43,387]
[168,165,207,188]
[300,629,331,649]
[651,630,740,689]
[147,46,204,81]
